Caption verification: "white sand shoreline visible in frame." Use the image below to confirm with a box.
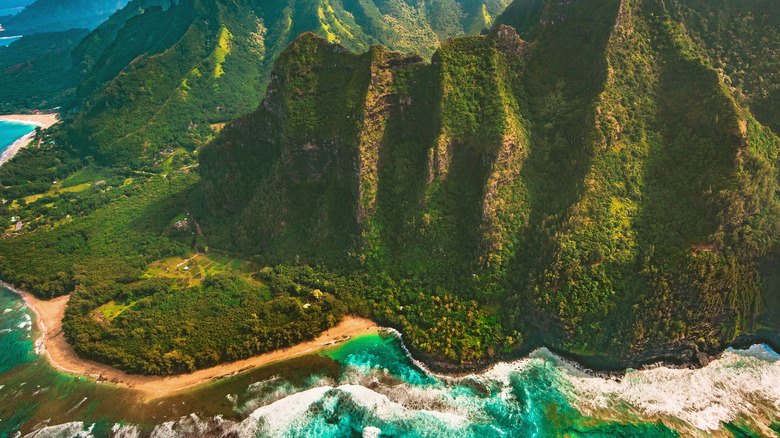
[0,113,59,165]
[0,113,59,127]
[0,131,35,165]
[2,283,378,396]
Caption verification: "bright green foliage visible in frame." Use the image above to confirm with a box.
[199,0,780,363]
[59,0,511,167]
[667,0,780,134]
[1,0,779,373]
[0,29,89,112]
[64,271,349,375]
[258,265,515,363]
[0,174,194,299]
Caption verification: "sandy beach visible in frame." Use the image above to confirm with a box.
[0,113,59,165]
[5,284,378,395]
[0,114,59,127]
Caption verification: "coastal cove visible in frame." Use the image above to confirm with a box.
[4,284,378,394]
[0,114,58,165]
[1,286,779,437]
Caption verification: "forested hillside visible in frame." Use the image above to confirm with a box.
[199,0,780,365]
[60,0,510,167]
[0,0,172,112]
[0,0,778,375]
[0,29,89,112]
[0,0,128,35]
[668,0,780,135]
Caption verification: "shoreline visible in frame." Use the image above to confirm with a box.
[4,282,777,393]
[0,113,59,165]
[0,113,59,127]
[3,284,378,396]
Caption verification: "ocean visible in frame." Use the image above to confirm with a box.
[0,121,34,154]
[0,37,21,47]
[0,286,778,437]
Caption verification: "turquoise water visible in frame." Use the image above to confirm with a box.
[0,8,23,15]
[0,121,35,152]
[0,37,21,47]
[0,286,778,437]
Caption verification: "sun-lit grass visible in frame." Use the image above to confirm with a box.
[17,181,93,206]
[94,300,136,322]
[143,252,258,288]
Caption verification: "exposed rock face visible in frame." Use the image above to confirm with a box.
[199,0,780,364]
[492,24,532,55]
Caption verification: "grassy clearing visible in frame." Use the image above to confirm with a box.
[18,182,93,205]
[93,300,137,322]
[143,253,257,289]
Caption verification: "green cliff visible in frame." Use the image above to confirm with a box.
[0,0,778,374]
[60,0,511,166]
[199,0,780,365]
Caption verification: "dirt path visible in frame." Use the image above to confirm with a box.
[5,285,378,396]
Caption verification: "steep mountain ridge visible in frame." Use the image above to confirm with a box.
[0,0,777,373]
[0,29,89,112]
[58,0,511,166]
[199,0,780,363]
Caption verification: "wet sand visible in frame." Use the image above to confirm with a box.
[6,285,378,395]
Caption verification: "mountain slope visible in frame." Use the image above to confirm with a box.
[0,0,171,112]
[0,0,128,35]
[667,0,780,135]
[198,0,780,363]
[0,0,776,374]
[60,0,511,166]
[0,29,89,112]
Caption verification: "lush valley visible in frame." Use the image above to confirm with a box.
[0,0,129,35]
[0,29,89,112]
[55,0,511,167]
[0,0,777,376]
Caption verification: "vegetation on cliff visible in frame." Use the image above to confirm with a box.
[198,0,780,364]
[2,0,509,168]
[0,0,778,374]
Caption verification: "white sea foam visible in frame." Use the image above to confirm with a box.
[363,426,381,438]
[34,337,45,355]
[23,421,93,438]
[16,313,32,330]
[469,345,780,432]
[3,308,12,314]
[110,423,141,438]
[227,383,481,438]
[565,345,780,431]
[150,414,216,438]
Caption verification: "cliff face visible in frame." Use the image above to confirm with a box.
[59,0,511,166]
[199,0,780,362]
